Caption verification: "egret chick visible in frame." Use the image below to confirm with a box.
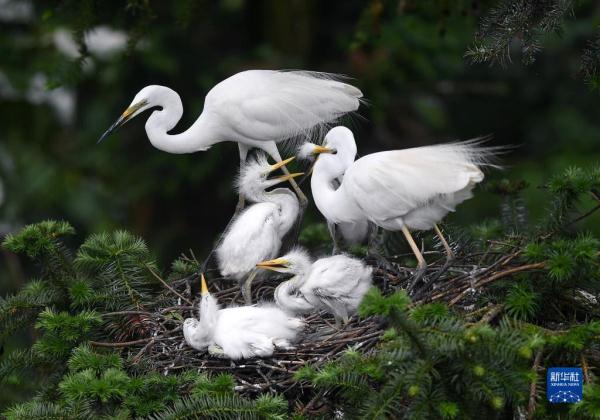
[216,154,302,304]
[98,70,363,207]
[183,275,304,360]
[257,249,373,326]
[305,127,500,280]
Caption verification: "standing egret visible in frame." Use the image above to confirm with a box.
[304,126,499,279]
[256,248,373,326]
[183,275,304,360]
[216,154,302,304]
[98,70,363,207]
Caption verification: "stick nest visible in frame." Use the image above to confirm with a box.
[94,237,537,406]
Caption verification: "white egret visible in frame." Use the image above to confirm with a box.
[256,248,373,326]
[216,154,302,304]
[299,137,369,252]
[98,70,363,206]
[183,275,304,360]
[304,126,499,278]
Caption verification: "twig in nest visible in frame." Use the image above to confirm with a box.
[146,263,193,305]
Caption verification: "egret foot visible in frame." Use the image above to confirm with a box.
[208,344,227,359]
[409,261,428,291]
[273,338,295,350]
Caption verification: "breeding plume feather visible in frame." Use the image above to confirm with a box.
[216,154,301,303]
[257,248,373,325]
[304,126,502,276]
[183,275,304,360]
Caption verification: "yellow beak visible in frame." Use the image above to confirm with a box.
[200,273,209,295]
[270,156,296,172]
[274,172,304,182]
[256,258,290,271]
[313,145,335,154]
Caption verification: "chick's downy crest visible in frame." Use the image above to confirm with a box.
[235,154,273,201]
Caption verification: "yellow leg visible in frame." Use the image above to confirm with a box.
[401,225,427,272]
[434,224,454,261]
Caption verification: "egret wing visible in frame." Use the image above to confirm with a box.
[216,203,281,278]
[343,142,489,223]
[207,70,362,143]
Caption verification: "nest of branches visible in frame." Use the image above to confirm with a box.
[88,233,554,408]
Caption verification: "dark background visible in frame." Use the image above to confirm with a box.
[0,0,599,404]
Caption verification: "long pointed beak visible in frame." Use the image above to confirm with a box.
[256,258,289,271]
[269,172,304,184]
[200,273,209,295]
[98,115,127,144]
[313,145,336,155]
[98,100,147,144]
[270,156,296,172]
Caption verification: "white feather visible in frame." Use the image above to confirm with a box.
[264,249,373,323]
[310,128,501,232]
[183,295,304,360]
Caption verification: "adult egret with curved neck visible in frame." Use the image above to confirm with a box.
[98,70,363,206]
[216,154,302,304]
[304,126,499,279]
[183,275,304,360]
[298,134,369,253]
[257,248,373,326]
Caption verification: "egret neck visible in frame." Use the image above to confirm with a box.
[274,255,313,313]
[310,159,363,224]
[144,88,221,154]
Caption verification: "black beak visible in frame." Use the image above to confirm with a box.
[98,115,128,144]
[97,100,147,144]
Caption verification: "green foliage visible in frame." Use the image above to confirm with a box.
[358,288,410,318]
[148,394,288,420]
[298,223,332,249]
[2,220,75,259]
[33,309,101,358]
[4,342,270,419]
[75,231,161,310]
[466,0,581,67]
[505,283,539,320]
[304,293,534,418]
[571,384,600,419]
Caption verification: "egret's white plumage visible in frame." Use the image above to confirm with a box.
[215,155,300,303]
[305,126,499,271]
[183,276,304,360]
[298,133,370,249]
[257,248,373,325]
[99,70,362,162]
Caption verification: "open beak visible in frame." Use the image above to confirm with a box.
[270,156,295,171]
[256,258,290,272]
[200,273,209,296]
[98,100,147,144]
[268,172,304,184]
[312,145,336,155]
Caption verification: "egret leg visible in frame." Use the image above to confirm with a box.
[327,222,340,255]
[242,269,259,305]
[434,224,454,262]
[401,225,427,283]
[235,143,251,214]
[266,146,308,206]
[366,226,394,272]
